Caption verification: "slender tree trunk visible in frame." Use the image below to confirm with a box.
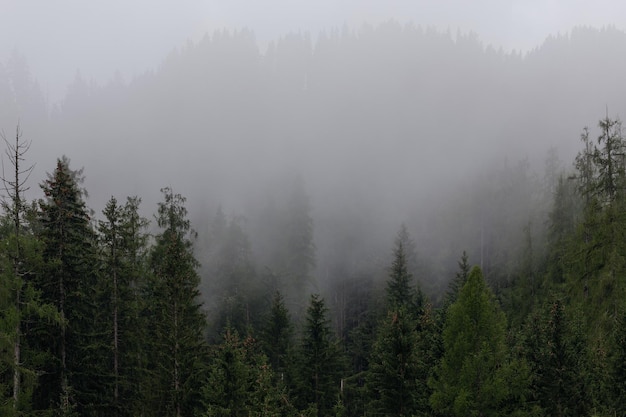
[113,261,119,416]
[174,301,180,417]
[8,125,24,409]
[13,299,20,408]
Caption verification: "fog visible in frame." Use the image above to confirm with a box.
[3,3,626,307]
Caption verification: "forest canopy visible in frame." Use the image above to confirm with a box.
[2,23,626,416]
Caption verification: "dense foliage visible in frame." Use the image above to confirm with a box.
[4,113,626,416]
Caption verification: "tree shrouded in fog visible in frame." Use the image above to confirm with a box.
[7,14,626,417]
[294,293,342,417]
[144,187,208,417]
[34,156,100,415]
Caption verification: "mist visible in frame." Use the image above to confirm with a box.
[4,10,626,307]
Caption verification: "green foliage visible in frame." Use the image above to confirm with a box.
[521,299,591,417]
[260,291,293,381]
[386,226,416,311]
[34,156,101,415]
[366,307,421,417]
[569,118,626,323]
[144,187,208,417]
[442,250,471,311]
[294,294,343,417]
[201,328,293,417]
[610,306,626,414]
[430,266,526,417]
[545,175,579,286]
[97,196,150,416]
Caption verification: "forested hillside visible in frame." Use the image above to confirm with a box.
[2,23,626,416]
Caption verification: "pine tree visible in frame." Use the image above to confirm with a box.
[34,156,100,416]
[443,251,470,310]
[563,116,626,338]
[294,294,342,417]
[261,291,293,382]
[611,307,626,415]
[97,196,150,417]
[144,187,208,417]
[546,175,578,285]
[430,266,522,417]
[201,328,291,417]
[522,299,591,417]
[209,213,260,337]
[386,228,414,310]
[366,228,434,417]
[0,125,56,414]
[366,307,421,417]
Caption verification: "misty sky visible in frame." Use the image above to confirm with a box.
[3,0,625,103]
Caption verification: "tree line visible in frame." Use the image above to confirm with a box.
[3,115,626,416]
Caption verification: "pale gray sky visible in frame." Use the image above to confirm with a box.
[2,0,625,103]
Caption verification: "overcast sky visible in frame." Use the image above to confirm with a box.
[2,0,625,103]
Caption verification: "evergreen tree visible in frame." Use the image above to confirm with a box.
[201,328,291,417]
[522,300,591,417]
[0,125,56,414]
[258,177,316,316]
[294,294,342,417]
[209,213,260,338]
[386,227,414,310]
[568,116,626,331]
[201,328,251,417]
[545,175,578,285]
[430,266,524,417]
[261,291,293,382]
[366,307,421,417]
[366,228,434,417]
[97,196,150,417]
[443,250,471,310]
[282,178,316,312]
[144,187,207,417]
[611,307,626,415]
[34,156,100,416]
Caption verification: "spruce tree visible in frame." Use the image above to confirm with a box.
[611,307,626,415]
[97,196,149,417]
[294,294,342,417]
[209,213,259,337]
[386,228,414,311]
[366,307,421,417]
[34,156,100,416]
[443,250,470,311]
[0,125,56,414]
[522,300,590,417]
[366,228,433,417]
[261,291,293,382]
[144,187,207,417]
[201,328,290,417]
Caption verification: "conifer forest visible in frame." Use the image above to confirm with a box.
[4,8,626,416]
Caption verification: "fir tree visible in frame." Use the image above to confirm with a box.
[261,291,293,382]
[201,328,291,417]
[34,156,100,416]
[97,196,150,417]
[366,307,421,417]
[0,125,57,414]
[443,250,471,310]
[294,294,342,417]
[386,228,414,310]
[144,187,207,417]
[522,300,591,417]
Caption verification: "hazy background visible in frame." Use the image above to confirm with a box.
[3,1,626,306]
[3,0,626,103]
